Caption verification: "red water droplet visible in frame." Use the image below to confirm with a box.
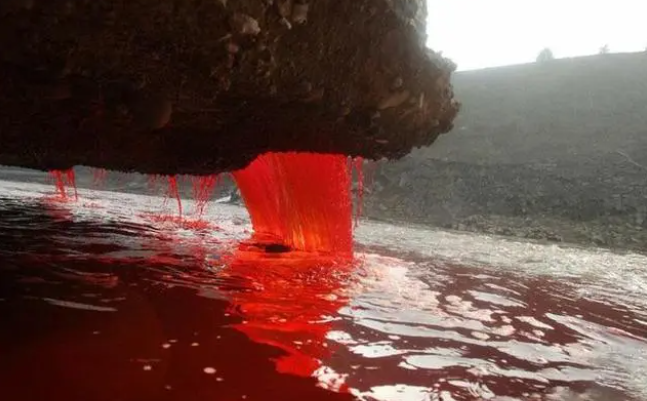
[233,152,353,255]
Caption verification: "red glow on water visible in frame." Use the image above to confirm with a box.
[233,152,353,255]
[226,244,353,388]
[191,175,219,217]
[167,176,182,218]
[48,169,78,201]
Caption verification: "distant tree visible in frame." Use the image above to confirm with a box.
[599,44,610,54]
[536,48,554,63]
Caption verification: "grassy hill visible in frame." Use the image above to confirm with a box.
[367,52,647,252]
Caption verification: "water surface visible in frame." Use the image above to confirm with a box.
[0,180,646,401]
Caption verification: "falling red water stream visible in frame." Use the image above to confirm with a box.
[45,153,362,256]
[191,175,219,217]
[233,152,353,256]
[66,169,78,200]
[48,169,78,200]
[48,170,66,198]
[167,176,182,218]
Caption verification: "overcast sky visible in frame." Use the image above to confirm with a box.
[426,0,647,71]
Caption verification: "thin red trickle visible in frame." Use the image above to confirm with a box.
[167,176,182,218]
[48,168,77,200]
[49,170,67,198]
[191,175,219,217]
[65,169,78,200]
[233,152,353,255]
[353,157,364,227]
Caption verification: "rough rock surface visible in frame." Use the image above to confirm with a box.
[0,0,458,175]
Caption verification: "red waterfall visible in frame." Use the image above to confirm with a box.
[233,152,353,255]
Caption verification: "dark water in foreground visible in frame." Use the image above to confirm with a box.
[1,180,646,401]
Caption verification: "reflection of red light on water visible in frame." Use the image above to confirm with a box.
[225,244,353,389]
[233,152,353,255]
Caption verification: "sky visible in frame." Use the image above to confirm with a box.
[426,0,647,71]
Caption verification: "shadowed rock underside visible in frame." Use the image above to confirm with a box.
[0,0,458,175]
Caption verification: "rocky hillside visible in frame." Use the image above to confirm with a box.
[365,52,647,253]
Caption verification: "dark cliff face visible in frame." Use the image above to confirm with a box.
[366,53,647,253]
[0,0,459,175]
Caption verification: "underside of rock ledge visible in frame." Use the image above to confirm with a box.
[0,0,459,175]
